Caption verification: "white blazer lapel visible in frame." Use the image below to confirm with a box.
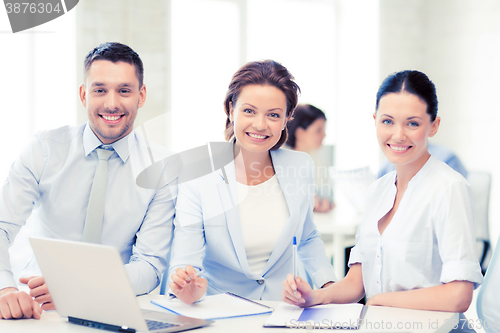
[262,150,300,274]
[216,160,253,278]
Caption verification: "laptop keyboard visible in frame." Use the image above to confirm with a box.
[146,319,178,331]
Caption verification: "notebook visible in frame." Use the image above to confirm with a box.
[29,237,212,333]
[264,302,365,329]
[151,293,273,320]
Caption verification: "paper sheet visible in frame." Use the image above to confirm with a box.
[151,293,273,320]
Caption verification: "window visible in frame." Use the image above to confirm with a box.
[0,9,77,179]
[169,0,379,171]
[0,9,76,280]
[170,0,337,152]
[170,0,240,152]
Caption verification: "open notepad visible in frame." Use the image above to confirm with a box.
[264,303,365,329]
[151,293,273,320]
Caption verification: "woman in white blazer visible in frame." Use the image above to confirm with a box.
[168,60,336,303]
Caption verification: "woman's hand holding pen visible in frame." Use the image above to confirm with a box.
[169,265,207,305]
[281,274,319,308]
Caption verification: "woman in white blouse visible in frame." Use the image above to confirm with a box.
[168,60,335,304]
[282,70,483,313]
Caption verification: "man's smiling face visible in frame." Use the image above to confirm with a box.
[79,60,146,144]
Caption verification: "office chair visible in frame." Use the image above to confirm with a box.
[467,171,492,274]
[477,234,500,333]
[159,269,169,295]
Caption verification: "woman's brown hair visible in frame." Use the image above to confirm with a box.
[224,60,300,150]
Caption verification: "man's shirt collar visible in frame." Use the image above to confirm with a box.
[83,123,131,163]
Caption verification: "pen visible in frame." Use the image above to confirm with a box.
[225,292,273,310]
[186,269,202,282]
[292,236,297,293]
[168,269,203,300]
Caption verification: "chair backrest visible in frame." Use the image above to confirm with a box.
[309,144,335,167]
[467,171,492,271]
[160,269,169,295]
[467,171,491,242]
[477,234,500,333]
[309,145,335,200]
[332,165,375,215]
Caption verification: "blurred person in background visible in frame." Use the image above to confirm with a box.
[286,104,334,213]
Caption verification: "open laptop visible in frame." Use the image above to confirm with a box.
[29,237,212,333]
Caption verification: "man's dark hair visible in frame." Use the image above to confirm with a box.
[84,42,144,87]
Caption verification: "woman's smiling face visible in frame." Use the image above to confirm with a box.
[374,92,440,171]
[230,84,287,156]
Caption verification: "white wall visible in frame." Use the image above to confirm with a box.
[333,0,380,171]
[379,0,500,248]
[76,0,172,148]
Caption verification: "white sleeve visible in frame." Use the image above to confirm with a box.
[166,180,206,294]
[0,135,46,289]
[433,178,483,288]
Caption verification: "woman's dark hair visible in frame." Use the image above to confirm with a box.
[286,104,326,149]
[375,70,438,121]
[224,60,300,150]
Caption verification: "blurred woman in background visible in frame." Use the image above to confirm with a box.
[286,104,334,212]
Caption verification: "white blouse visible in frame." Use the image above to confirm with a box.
[349,155,483,300]
[236,175,289,274]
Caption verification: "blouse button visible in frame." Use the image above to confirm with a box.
[257,279,264,285]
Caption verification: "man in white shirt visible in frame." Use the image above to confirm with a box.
[0,42,179,319]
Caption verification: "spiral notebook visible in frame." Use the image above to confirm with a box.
[151,293,273,320]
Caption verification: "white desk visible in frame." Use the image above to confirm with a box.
[0,294,458,333]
